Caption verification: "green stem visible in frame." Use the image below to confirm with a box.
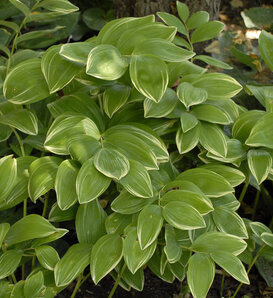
[42,195,49,218]
[108,263,126,298]
[11,127,25,157]
[31,255,36,270]
[98,94,104,114]
[239,182,249,204]
[269,217,273,230]
[251,190,260,220]
[232,245,265,298]
[220,270,226,297]
[71,273,83,298]
[78,273,91,288]
[11,273,17,284]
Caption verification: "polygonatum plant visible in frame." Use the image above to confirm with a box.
[0,1,273,298]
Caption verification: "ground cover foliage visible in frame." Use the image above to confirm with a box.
[0,0,273,297]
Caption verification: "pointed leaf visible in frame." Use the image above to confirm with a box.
[76,158,111,204]
[177,82,208,109]
[35,246,60,271]
[137,205,163,249]
[186,11,209,30]
[187,253,215,298]
[3,59,50,104]
[24,271,44,298]
[9,0,29,16]
[119,160,153,198]
[91,234,123,284]
[250,221,272,238]
[163,201,205,230]
[0,155,17,202]
[123,228,156,274]
[37,0,79,14]
[261,233,273,247]
[200,122,227,157]
[42,45,81,93]
[176,1,189,22]
[105,213,132,235]
[86,45,128,80]
[133,38,194,62]
[247,149,272,184]
[191,21,224,43]
[130,55,168,102]
[4,214,58,247]
[180,112,199,133]
[176,168,233,198]
[48,202,77,222]
[103,84,131,118]
[164,224,182,263]
[54,243,92,287]
[246,112,273,149]
[0,250,22,279]
[28,156,62,202]
[76,200,106,244]
[259,30,273,71]
[194,55,232,70]
[176,125,200,154]
[0,224,10,247]
[211,252,249,284]
[59,42,95,64]
[55,159,80,210]
[157,12,186,35]
[191,232,247,255]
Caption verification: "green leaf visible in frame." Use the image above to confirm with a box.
[176,168,233,198]
[194,55,232,69]
[10,281,24,298]
[176,1,189,22]
[130,55,168,102]
[68,135,101,164]
[0,155,17,202]
[261,233,273,247]
[123,227,157,274]
[54,243,92,287]
[157,12,186,35]
[55,159,79,210]
[180,112,199,133]
[201,164,245,187]
[76,158,111,204]
[211,252,249,284]
[59,42,95,65]
[94,148,129,180]
[161,190,213,215]
[45,115,100,155]
[200,122,227,157]
[186,11,209,30]
[90,234,123,284]
[82,8,107,31]
[176,125,200,154]
[188,73,242,100]
[247,150,272,184]
[105,213,132,235]
[187,253,215,298]
[119,160,153,198]
[163,201,205,230]
[86,44,128,80]
[35,246,60,271]
[31,228,68,248]
[0,20,19,33]
[0,44,10,57]
[144,88,178,118]
[191,21,224,43]
[48,202,77,222]
[24,271,44,298]
[3,59,50,104]
[177,82,208,109]
[41,45,81,93]
[133,38,194,62]
[245,112,273,149]
[191,103,231,124]
[37,0,79,14]
[212,207,248,238]
[164,224,182,263]
[28,156,62,202]
[191,232,247,256]
[9,0,29,16]
[0,223,10,247]
[111,191,155,214]
[250,221,272,238]
[104,132,158,170]
[0,109,38,135]
[137,205,163,249]
[4,214,58,247]
[103,84,131,118]
[0,250,22,279]
[118,264,144,291]
[259,30,273,71]
[76,200,106,244]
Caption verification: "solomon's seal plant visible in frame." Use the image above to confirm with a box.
[0,1,273,297]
